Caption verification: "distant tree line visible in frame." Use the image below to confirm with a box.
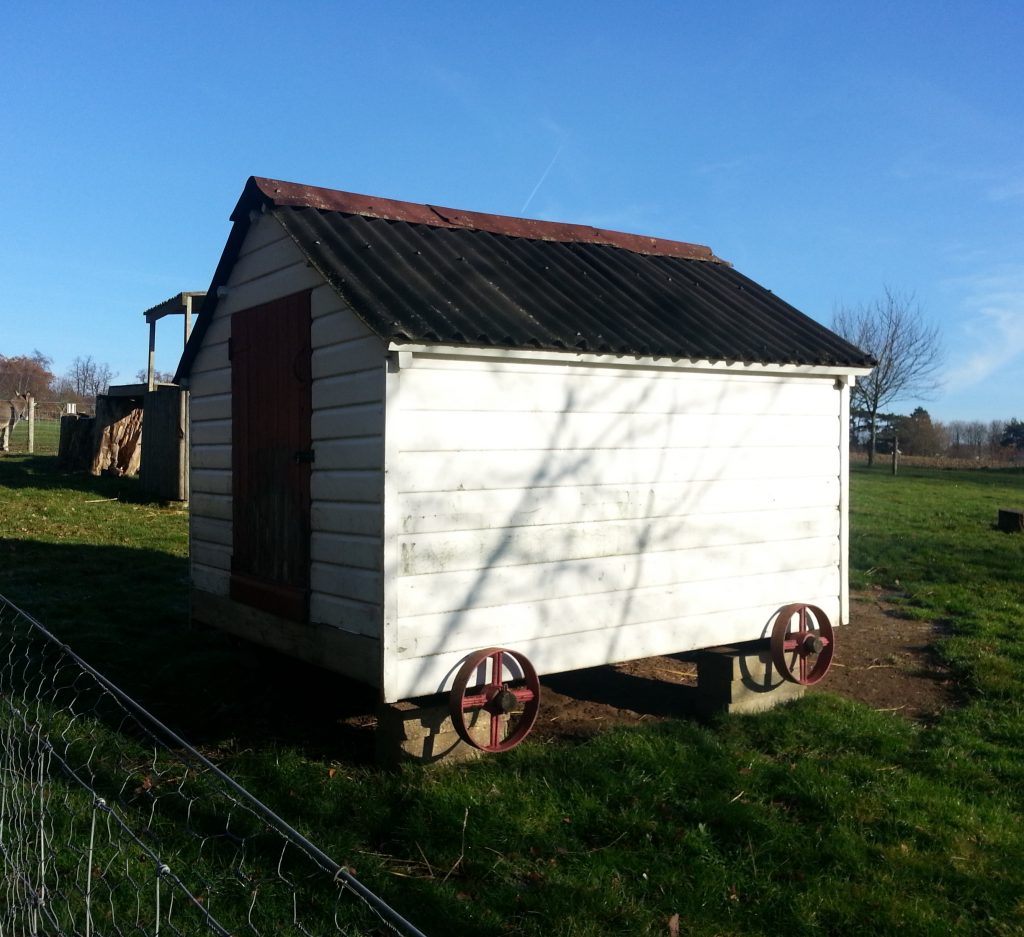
[851,406,1024,461]
[0,351,117,415]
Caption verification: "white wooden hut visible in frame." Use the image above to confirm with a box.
[176,176,873,722]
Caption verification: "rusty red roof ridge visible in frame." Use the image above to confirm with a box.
[241,176,727,264]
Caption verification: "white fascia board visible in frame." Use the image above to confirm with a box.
[386,342,874,379]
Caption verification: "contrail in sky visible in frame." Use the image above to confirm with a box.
[521,143,565,214]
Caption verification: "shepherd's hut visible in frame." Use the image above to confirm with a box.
[176,176,873,756]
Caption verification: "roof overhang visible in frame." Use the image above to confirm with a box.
[144,291,206,324]
[386,341,875,379]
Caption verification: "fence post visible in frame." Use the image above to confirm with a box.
[35,737,47,934]
[28,396,35,455]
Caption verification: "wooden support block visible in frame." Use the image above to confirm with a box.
[997,508,1024,533]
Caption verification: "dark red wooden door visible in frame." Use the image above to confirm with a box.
[230,290,312,621]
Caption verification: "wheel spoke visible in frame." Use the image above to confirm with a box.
[461,692,489,710]
[490,650,504,688]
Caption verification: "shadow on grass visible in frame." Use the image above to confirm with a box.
[0,453,168,503]
[0,535,379,765]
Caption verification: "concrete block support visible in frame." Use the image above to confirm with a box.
[693,645,805,716]
[375,697,488,766]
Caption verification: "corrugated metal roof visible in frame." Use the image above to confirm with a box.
[177,177,874,379]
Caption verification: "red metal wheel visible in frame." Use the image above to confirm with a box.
[770,603,835,686]
[449,648,541,752]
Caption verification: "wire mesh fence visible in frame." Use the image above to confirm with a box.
[0,594,426,937]
[3,399,62,456]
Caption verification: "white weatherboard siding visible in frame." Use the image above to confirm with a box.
[385,353,847,701]
[308,292,386,640]
[188,214,387,663]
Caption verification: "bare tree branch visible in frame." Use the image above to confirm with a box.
[833,287,944,466]
[65,355,116,398]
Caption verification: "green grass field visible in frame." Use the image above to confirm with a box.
[1,456,1022,936]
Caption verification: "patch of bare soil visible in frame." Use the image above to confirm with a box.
[531,590,958,741]
[809,588,958,722]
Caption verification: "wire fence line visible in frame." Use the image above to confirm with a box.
[4,413,61,456]
[0,594,427,937]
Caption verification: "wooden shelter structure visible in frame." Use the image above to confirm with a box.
[60,292,202,497]
[176,176,873,749]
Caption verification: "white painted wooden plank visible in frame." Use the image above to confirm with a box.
[190,341,229,375]
[310,501,383,536]
[310,562,381,604]
[190,418,232,446]
[312,336,385,379]
[192,516,232,548]
[311,403,384,440]
[398,506,838,577]
[401,352,843,379]
[310,283,345,320]
[190,492,232,522]
[216,265,322,316]
[315,437,384,471]
[387,595,843,701]
[189,393,231,422]
[396,445,840,493]
[191,563,229,595]
[191,468,231,496]
[224,238,310,292]
[191,540,232,571]
[310,532,382,571]
[399,366,838,417]
[310,469,383,504]
[398,410,837,454]
[397,536,841,617]
[399,476,841,535]
[311,304,377,342]
[312,369,385,410]
[236,213,289,256]
[399,345,866,380]
[839,380,851,626]
[396,565,838,658]
[309,593,381,637]
[200,317,231,347]
[381,349,403,700]
[188,366,230,396]
[191,445,232,470]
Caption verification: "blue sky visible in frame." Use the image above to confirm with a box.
[2,1,1021,422]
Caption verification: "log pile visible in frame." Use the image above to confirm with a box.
[90,396,143,476]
